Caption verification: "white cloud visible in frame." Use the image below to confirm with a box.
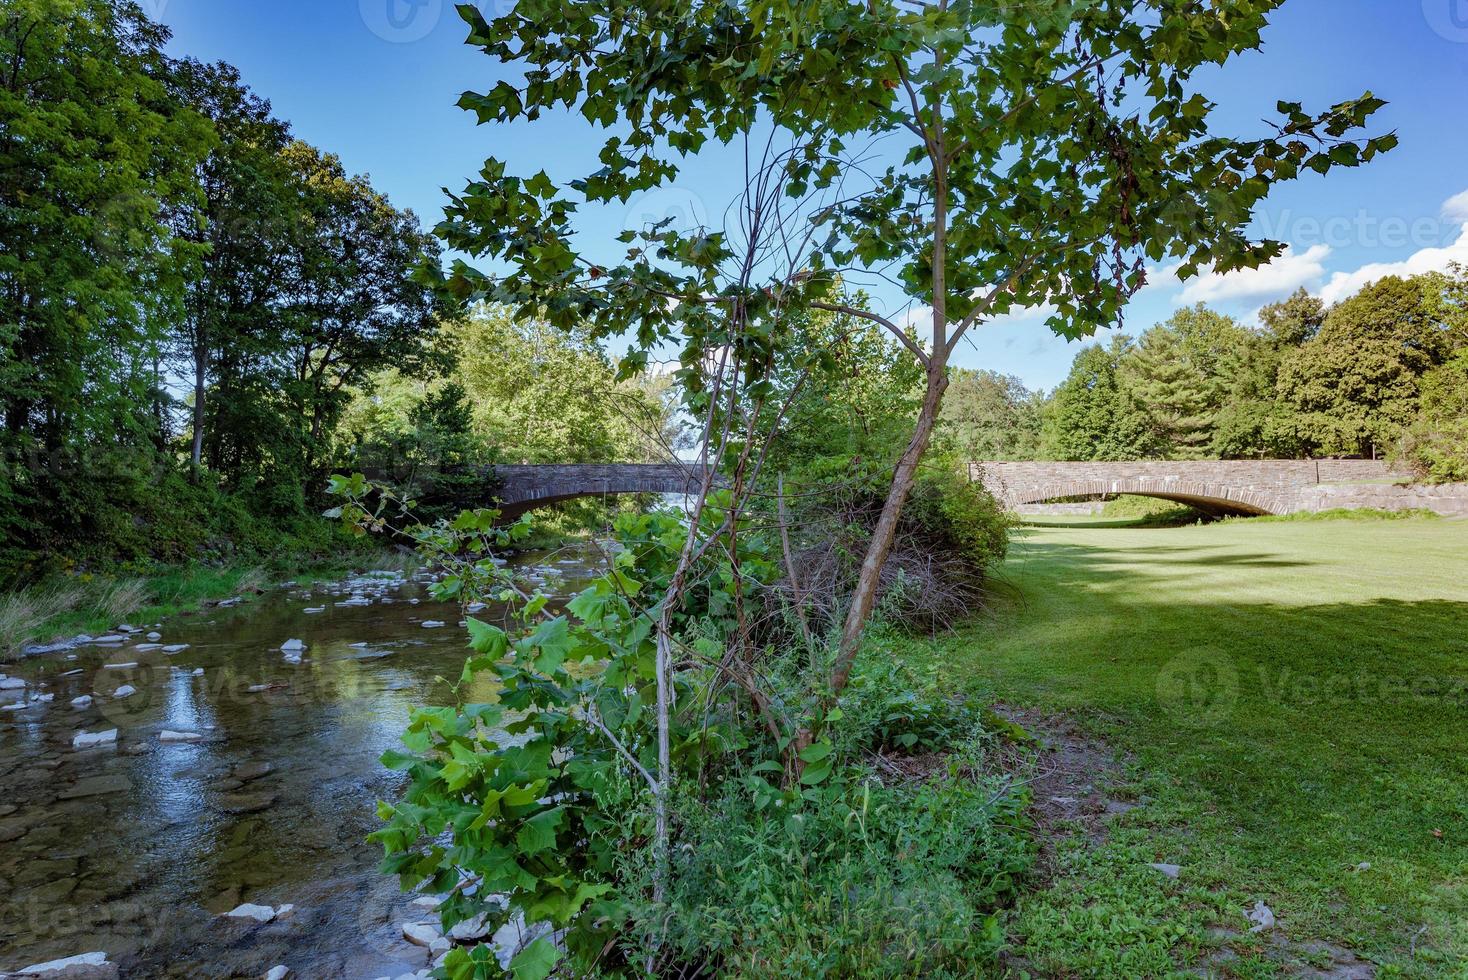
[1177,244,1332,305]
[1444,189,1468,225]
[1319,224,1468,305]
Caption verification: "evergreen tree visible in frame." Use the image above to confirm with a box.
[1120,325,1214,458]
[1041,337,1152,461]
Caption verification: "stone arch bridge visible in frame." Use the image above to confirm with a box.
[485,460,1468,520]
[490,463,708,521]
[967,459,1468,517]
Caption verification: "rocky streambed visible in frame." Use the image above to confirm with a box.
[0,550,600,979]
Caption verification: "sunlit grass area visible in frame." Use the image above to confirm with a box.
[919,517,1468,976]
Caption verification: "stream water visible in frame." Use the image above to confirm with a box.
[0,548,602,978]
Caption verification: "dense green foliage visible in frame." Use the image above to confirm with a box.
[339,305,680,526]
[938,370,1045,461]
[0,1,442,580]
[1032,268,1468,471]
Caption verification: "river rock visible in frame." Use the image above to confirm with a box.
[280,639,306,652]
[448,913,495,942]
[162,645,189,654]
[89,635,127,645]
[0,675,26,690]
[304,607,325,614]
[72,730,118,750]
[101,663,137,671]
[132,644,162,652]
[70,696,94,711]
[32,693,54,703]
[1,701,26,711]
[420,620,446,629]
[58,774,132,800]
[145,631,161,641]
[14,951,118,978]
[233,761,274,782]
[111,685,137,700]
[159,731,204,744]
[225,903,277,924]
[116,625,141,634]
[263,968,291,980]
[465,602,487,613]
[215,791,278,814]
[401,921,441,947]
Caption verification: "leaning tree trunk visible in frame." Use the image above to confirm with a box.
[827,357,949,695]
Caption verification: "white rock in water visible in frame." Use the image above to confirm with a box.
[448,913,494,942]
[90,635,126,645]
[421,620,446,629]
[112,685,137,699]
[71,696,94,710]
[1,701,25,711]
[274,903,296,919]
[349,642,369,648]
[102,662,137,670]
[192,668,205,676]
[247,684,271,693]
[0,676,27,690]
[263,967,291,980]
[133,643,162,652]
[162,644,189,654]
[280,639,306,652]
[116,625,141,634]
[73,730,118,749]
[159,731,203,743]
[145,632,161,641]
[303,607,326,614]
[16,950,118,978]
[225,903,277,923]
[401,921,441,947]
[33,693,54,703]
[408,598,420,605]
[465,602,487,613]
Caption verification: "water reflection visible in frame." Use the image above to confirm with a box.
[0,547,601,977]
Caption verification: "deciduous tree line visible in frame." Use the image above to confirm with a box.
[944,267,1468,477]
[0,1,670,577]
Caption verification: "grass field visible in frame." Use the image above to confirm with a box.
[922,517,1468,977]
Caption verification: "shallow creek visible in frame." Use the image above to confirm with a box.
[0,548,601,978]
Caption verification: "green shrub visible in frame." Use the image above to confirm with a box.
[648,746,1032,978]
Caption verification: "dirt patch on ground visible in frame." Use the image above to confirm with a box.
[989,703,1133,881]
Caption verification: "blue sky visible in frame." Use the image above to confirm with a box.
[153,0,1468,391]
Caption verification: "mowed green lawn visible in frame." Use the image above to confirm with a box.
[929,517,1468,977]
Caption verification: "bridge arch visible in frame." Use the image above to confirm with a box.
[1005,480,1286,517]
[491,463,706,520]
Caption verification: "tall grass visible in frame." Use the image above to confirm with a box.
[0,585,82,661]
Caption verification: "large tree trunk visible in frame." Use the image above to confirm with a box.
[828,356,949,695]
